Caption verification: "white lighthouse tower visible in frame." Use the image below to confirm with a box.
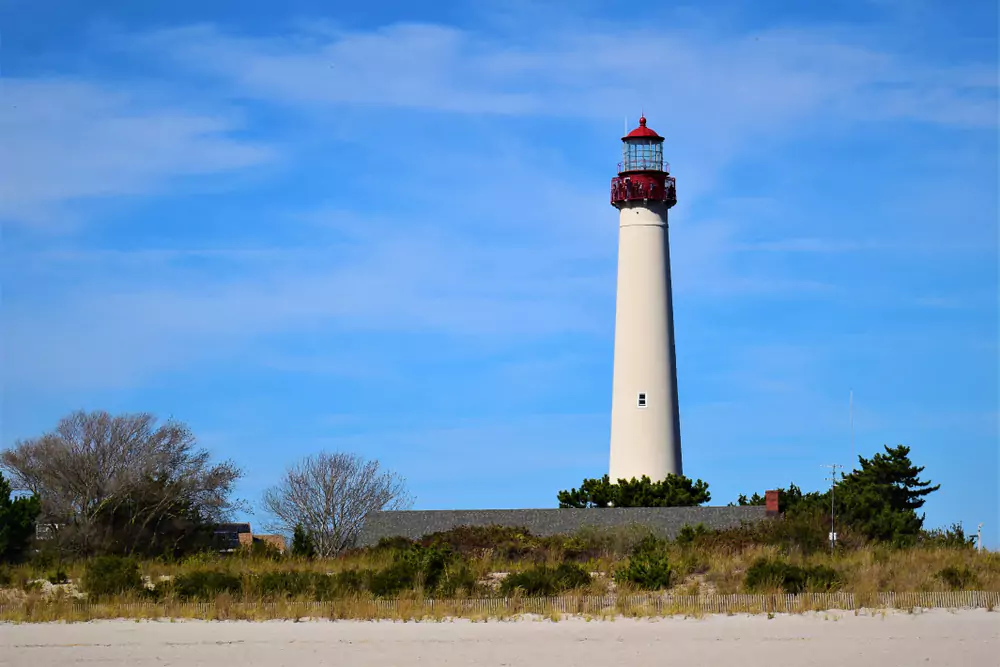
[608,116,682,482]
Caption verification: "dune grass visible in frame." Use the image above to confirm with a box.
[1,525,997,621]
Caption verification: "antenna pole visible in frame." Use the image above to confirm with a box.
[822,463,844,552]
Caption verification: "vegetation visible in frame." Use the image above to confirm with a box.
[736,445,946,546]
[0,411,994,622]
[0,472,40,564]
[500,563,592,596]
[614,536,673,590]
[291,524,317,559]
[261,451,413,556]
[1,410,242,558]
[82,556,144,598]
[558,474,711,508]
[743,558,841,593]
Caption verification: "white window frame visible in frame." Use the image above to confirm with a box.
[637,392,647,408]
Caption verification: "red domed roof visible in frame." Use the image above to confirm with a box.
[623,116,662,140]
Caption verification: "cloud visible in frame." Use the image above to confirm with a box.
[133,21,997,133]
[0,78,275,227]
[2,224,613,392]
[4,15,993,396]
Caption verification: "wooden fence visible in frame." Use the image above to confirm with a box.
[1,591,997,620]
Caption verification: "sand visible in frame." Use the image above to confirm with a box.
[1,609,996,666]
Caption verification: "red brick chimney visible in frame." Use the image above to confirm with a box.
[765,490,780,518]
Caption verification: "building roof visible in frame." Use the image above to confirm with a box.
[623,116,662,141]
[214,522,252,533]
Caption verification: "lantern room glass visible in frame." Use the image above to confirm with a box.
[621,138,663,172]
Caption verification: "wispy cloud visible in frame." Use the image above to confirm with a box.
[0,78,275,228]
[133,21,997,131]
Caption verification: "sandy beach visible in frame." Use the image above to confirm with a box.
[1,609,996,666]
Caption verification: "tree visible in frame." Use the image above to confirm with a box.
[734,483,825,515]
[261,451,414,557]
[0,471,40,563]
[733,445,941,545]
[557,474,711,508]
[836,444,940,544]
[291,524,317,559]
[1,410,243,557]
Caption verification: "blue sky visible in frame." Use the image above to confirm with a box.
[2,1,997,544]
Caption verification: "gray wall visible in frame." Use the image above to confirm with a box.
[357,506,767,546]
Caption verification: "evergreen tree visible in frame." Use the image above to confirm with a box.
[733,445,941,545]
[558,474,710,508]
[291,523,317,558]
[836,444,940,544]
[0,471,41,563]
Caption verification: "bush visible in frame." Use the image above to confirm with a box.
[936,565,978,591]
[368,545,457,597]
[82,556,144,598]
[291,524,317,559]
[243,540,284,561]
[920,524,976,549]
[438,564,479,597]
[695,509,862,555]
[614,551,673,590]
[254,571,313,598]
[314,570,368,600]
[373,535,416,553]
[171,569,243,600]
[675,523,711,546]
[420,525,544,561]
[369,560,419,597]
[47,569,69,585]
[500,563,591,596]
[744,558,840,594]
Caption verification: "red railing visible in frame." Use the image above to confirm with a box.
[610,175,677,207]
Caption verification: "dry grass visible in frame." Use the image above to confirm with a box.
[2,591,996,623]
[2,539,996,622]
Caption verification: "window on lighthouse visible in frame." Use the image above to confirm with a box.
[637,392,647,408]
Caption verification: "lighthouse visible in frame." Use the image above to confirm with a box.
[608,116,682,482]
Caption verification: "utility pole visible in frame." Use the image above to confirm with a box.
[822,463,844,552]
[978,523,984,552]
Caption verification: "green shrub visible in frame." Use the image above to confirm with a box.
[0,566,12,587]
[243,540,284,561]
[255,571,313,598]
[744,558,840,593]
[936,565,978,590]
[374,535,416,552]
[367,545,453,597]
[631,534,670,556]
[291,525,318,558]
[614,551,673,590]
[675,523,711,546]
[500,563,591,596]
[314,570,368,600]
[369,560,420,597]
[171,569,243,600]
[82,556,144,598]
[920,524,976,549]
[47,569,69,585]
[438,564,479,597]
[420,525,543,560]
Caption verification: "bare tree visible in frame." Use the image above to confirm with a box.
[1,410,243,556]
[261,451,414,556]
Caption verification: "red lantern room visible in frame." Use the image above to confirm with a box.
[610,116,677,209]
